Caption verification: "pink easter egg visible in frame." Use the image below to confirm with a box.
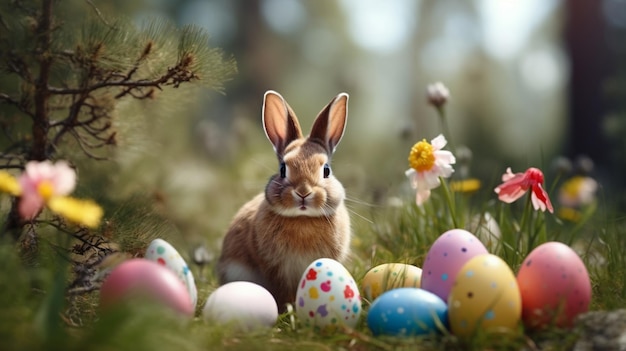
[100,258,194,317]
[517,241,591,329]
[421,229,488,301]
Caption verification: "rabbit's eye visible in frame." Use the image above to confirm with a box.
[279,162,287,178]
[323,163,331,178]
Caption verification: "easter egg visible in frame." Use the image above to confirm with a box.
[448,254,521,338]
[361,263,422,301]
[145,238,198,308]
[100,259,194,316]
[516,241,591,329]
[295,258,362,330]
[202,281,278,332]
[421,229,488,301]
[367,288,448,336]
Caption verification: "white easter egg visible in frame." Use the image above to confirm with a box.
[145,238,198,308]
[202,281,279,332]
[295,258,362,331]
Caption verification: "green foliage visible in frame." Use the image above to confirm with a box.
[0,2,623,350]
[2,171,620,350]
[0,0,236,162]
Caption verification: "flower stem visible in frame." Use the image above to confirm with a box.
[437,107,455,152]
[536,212,548,246]
[439,177,458,228]
[518,193,534,253]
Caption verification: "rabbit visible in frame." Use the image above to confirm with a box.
[217,90,351,312]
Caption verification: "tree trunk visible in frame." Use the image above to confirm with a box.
[564,0,612,166]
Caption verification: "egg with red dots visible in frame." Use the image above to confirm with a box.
[145,238,198,308]
[421,229,488,301]
[295,258,362,331]
[516,241,592,329]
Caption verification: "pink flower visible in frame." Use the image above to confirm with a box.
[494,167,553,213]
[18,161,76,219]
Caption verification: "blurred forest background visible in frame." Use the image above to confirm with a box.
[2,0,625,261]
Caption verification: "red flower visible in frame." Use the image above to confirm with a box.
[494,167,553,213]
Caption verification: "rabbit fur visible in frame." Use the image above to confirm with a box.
[217,90,351,311]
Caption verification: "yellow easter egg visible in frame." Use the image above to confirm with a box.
[448,254,521,338]
[361,263,422,301]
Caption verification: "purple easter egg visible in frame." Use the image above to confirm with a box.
[421,229,488,301]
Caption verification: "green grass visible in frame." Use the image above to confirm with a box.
[1,170,622,351]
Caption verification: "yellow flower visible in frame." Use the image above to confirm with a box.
[1,160,104,227]
[405,134,456,206]
[408,140,436,173]
[48,196,104,228]
[557,207,582,223]
[558,176,597,208]
[449,178,482,193]
[0,171,21,196]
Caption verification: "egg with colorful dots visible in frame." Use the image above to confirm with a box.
[145,238,198,308]
[448,254,521,338]
[295,258,362,331]
[516,241,591,329]
[421,229,488,301]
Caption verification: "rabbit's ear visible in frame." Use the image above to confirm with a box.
[263,90,304,155]
[310,93,349,154]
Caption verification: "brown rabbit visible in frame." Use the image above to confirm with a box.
[217,90,351,311]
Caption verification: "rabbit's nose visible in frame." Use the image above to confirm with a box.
[295,190,312,199]
[294,185,312,199]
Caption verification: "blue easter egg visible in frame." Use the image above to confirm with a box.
[367,288,448,336]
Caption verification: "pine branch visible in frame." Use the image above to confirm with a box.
[46,55,199,97]
[5,54,35,85]
[47,50,199,156]
[1,1,237,238]
[0,149,27,169]
[84,0,110,27]
[0,92,34,118]
[0,92,21,108]
[67,128,109,160]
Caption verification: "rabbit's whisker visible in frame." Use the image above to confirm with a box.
[346,206,373,224]
[344,196,377,208]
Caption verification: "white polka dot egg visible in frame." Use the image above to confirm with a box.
[448,254,521,338]
[295,258,361,331]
